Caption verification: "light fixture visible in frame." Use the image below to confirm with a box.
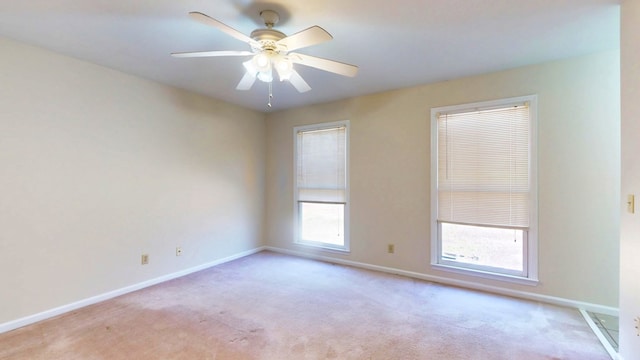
[257,68,273,82]
[274,55,293,81]
[254,53,270,69]
[243,51,295,107]
[247,52,292,84]
[247,52,270,82]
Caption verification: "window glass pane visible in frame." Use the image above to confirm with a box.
[300,202,344,246]
[440,222,523,272]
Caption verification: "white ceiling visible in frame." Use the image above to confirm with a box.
[0,0,620,112]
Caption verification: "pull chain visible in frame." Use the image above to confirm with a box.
[267,82,273,108]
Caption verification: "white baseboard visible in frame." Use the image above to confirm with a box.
[2,245,618,336]
[264,246,619,316]
[0,246,266,335]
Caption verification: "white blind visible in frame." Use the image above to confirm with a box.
[296,126,346,203]
[437,103,530,228]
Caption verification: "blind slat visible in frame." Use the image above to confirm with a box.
[437,104,530,227]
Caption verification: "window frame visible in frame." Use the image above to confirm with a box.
[430,96,538,285]
[293,120,350,252]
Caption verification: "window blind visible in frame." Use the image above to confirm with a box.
[296,126,346,203]
[437,103,530,228]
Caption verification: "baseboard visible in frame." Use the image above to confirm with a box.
[264,246,619,316]
[0,246,266,335]
[2,245,618,335]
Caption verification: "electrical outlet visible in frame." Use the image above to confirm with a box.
[141,254,149,265]
[388,244,395,254]
[628,194,635,214]
[176,247,183,256]
[635,316,640,336]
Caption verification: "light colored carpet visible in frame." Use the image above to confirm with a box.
[0,251,609,359]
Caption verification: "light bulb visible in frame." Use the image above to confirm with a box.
[253,53,270,71]
[257,69,273,83]
[274,57,293,81]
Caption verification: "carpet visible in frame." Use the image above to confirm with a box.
[0,251,609,359]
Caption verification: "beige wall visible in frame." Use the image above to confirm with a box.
[620,1,640,358]
[0,32,622,330]
[265,50,620,307]
[0,38,266,324]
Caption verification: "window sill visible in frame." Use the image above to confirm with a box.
[295,241,350,254]
[431,263,539,286]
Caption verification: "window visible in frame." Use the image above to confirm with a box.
[430,96,537,284]
[294,121,349,251]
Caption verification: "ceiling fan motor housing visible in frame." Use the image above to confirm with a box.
[251,10,287,53]
[250,29,287,52]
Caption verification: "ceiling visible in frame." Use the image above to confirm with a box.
[0,0,620,112]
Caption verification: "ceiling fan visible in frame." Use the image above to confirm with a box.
[171,10,358,106]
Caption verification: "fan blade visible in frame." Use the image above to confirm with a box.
[236,70,257,91]
[189,12,261,48]
[276,26,332,52]
[289,53,358,77]
[171,50,254,58]
[288,70,311,93]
